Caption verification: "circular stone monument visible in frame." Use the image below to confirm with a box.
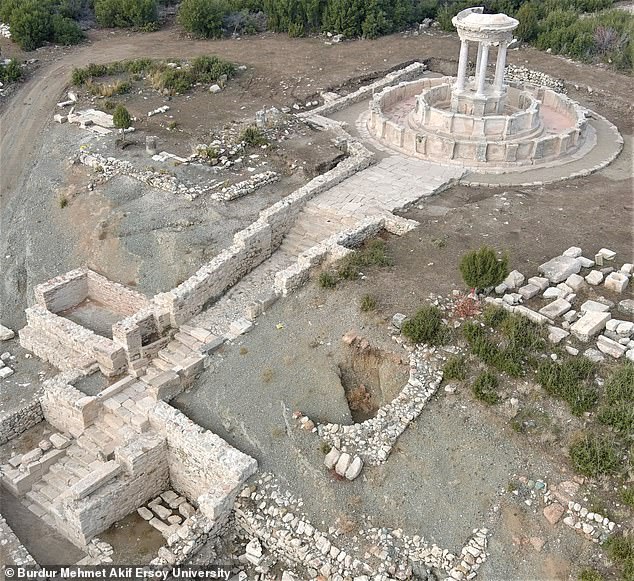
[364,6,622,175]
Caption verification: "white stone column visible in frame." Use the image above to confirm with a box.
[493,41,508,93]
[455,39,469,92]
[475,43,489,96]
[474,43,483,85]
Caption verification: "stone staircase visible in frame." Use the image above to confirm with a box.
[137,325,222,401]
[278,202,359,256]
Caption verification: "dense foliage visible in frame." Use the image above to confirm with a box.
[0,0,84,50]
[94,0,158,28]
[459,246,509,292]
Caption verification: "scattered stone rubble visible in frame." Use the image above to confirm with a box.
[0,324,15,341]
[212,171,280,202]
[138,489,197,540]
[0,350,15,379]
[509,477,619,545]
[504,64,565,93]
[488,246,634,363]
[0,22,11,38]
[235,474,489,581]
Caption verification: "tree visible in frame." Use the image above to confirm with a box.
[113,104,131,135]
[178,0,228,38]
[459,246,509,292]
[516,2,539,42]
[9,2,52,51]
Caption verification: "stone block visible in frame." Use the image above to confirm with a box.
[392,313,407,329]
[503,270,525,290]
[618,299,634,316]
[565,274,585,292]
[571,312,611,342]
[597,248,616,261]
[178,502,195,518]
[49,433,71,449]
[604,272,629,293]
[22,448,43,464]
[596,335,626,359]
[539,299,571,320]
[0,367,14,379]
[324,447,341,470]
[543,502,565,525]
[137,507,153,520]
[69,460,121,500]
[229,318,254,336]
[538,256,581,283]
[0,324,14,341]
[543,287,564,299]
[617,321,634,336]
[344,456,363,480]
[514,306,549,325]
[621,263,633,274]
[518,284,539,300]
[528,276,549,291]
[548,326,569,344]
[578,257,594,268]
[149,517,169,533]
[584,348,605,363]
[563,247,582,258]
[335,452,351,477]
[151,502,172,521]
[580,300,610,313]
[585,270,603,285]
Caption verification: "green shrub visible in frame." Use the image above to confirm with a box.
[9,2,52,51]
[482,304,509,328]
[516,2,539,42]
[51,13,83,44]
[112,104,131,130]
[190,55,235,83]
[0,59,23,83]
[178,0,228,38]
[240,125,267,146]
[604,534,634,581]
[472,370,500,404]
[569,433,622,477]
[360,294,377,312]
[151,68,193,94]
[401,305,449,346]
[319,271,337,289]
[578,569,604,581]
[443,355,467,381]
[537,358,597,415]
[597,362,634,436]
[459,246,509,292]
[95,0,158,28]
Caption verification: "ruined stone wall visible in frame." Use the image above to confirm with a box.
[153,140,374,326]
[149,402,257,516]
[86,270,150,316]
[34,269,88,313]
[21,306,127,377]
[0,397,44,445]
[40,372,100,438]
[55,434,169,547]
[0,514,38,566]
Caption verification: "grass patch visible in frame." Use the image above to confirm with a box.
[320,441,332,454]
[621,488,634,509]
[401,305,449,346]
[537,357,597,415]
[569,433,622,477]
[443,355,467,381]
[579,570,604,581]
[481,304,509,328]
[604,533,634,581]
[510,407,553,434]
[472,370,500,405]
[360,294,377,312]
[337,239,392,281]
[261,368,274,383]
[86,79,131,97]
[240,125,267,147]
[597,362,634,436]
[58,196,68,209]
[319,272,337,289]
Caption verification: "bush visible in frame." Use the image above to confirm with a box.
[178,0,228,38]
[94,0,158,28]
[9,2,52,51]
[360,294,377,312]
[604,534,634,581]
[597,362,634,436]
[319,272,337,289]
[482,304,509,329]
[190,55,235,82]
[151,68,192,94]
[240,125,267,146]
[401,305,449,346]
[569,433,622,477]
[112,104,131,130]
[51,13,83,44]
[516,3,539,42]
[459,246,509,292]
[472,370,500,404]
[0,59,22,83]
[443,355,467,381]
[537,357,597,415]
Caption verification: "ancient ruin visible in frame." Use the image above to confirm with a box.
[1,3,632,580]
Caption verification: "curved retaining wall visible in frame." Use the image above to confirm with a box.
[368,78,589,166]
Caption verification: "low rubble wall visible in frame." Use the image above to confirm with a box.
[0,397,44,445]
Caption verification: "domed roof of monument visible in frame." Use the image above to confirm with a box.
[453,7,518,32]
